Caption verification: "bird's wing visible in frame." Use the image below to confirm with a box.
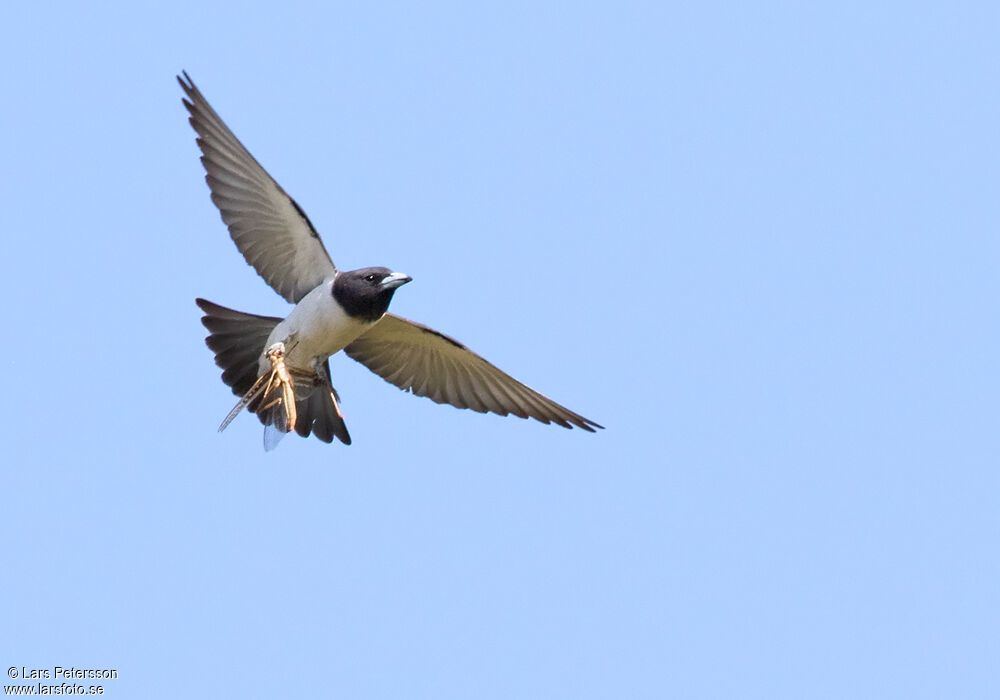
[179,72,337,303]
[344,314,603,431]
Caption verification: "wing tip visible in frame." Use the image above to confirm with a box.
[177,70,195,92]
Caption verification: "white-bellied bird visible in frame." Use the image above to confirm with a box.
[180,73,602,448]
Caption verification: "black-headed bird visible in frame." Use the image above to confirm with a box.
[180,73,602,448]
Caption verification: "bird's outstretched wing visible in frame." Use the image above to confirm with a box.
[345,314,603,431]
[179,72,337,303]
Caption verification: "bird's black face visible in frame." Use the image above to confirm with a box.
[332,267,412,322]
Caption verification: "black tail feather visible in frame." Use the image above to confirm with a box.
[196,298,352,445]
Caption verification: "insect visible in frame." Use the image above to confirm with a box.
[218,342,299,434]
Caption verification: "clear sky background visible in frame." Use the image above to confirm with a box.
[2,2,998,698]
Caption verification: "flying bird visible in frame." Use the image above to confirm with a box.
[179,72,602,448]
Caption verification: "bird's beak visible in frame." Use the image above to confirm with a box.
[380,272,412,290]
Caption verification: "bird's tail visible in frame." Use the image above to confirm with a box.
[196,298,352,445]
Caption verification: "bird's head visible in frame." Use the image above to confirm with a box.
[332,267,412,321]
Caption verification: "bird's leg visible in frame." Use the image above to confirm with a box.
[312,357,345,419]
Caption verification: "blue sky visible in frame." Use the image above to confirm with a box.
[2,2,998,698]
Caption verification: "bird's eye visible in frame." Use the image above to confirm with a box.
[365,274,376,282]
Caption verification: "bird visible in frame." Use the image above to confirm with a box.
[179,72,603,448]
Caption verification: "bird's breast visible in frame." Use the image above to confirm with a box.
[263,282,376,372]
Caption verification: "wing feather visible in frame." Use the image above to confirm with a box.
[179,72,337,303]
[344,314,603,431]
